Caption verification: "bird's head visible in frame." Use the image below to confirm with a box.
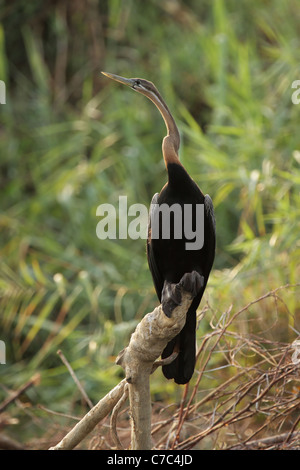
[101,71,180,158]
[101,71,161,102]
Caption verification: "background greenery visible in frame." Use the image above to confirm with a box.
[0,0,299,448]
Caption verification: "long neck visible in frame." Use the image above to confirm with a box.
[145,91,181,168]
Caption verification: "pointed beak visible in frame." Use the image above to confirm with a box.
[101,71,135,88]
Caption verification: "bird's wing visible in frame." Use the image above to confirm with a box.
[204,194,216,235]
[147,193,164,300]
[204,194,216,270]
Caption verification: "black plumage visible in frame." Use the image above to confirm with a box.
[147,163,215,384]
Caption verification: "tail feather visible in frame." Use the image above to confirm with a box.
[162,308,196,384]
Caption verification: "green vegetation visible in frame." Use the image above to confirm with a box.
[0,0,299,449]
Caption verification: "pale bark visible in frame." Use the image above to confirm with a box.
[50,271,202,450]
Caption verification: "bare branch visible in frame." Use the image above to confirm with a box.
[49,379,127,450]
[110,383,129,450]
[116,272,202,450]
[0,373,40,414]
[57,349,93,409]
[50,271,202,450]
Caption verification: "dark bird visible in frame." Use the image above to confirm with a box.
[102,72,216,384]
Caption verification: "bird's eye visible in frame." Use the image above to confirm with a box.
[132,80,141,90]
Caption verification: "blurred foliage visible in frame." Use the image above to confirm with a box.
[0,0,299,447]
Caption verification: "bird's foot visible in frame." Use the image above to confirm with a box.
[178,270,204,298]
[161,282,182,318]
[161,271,204,318]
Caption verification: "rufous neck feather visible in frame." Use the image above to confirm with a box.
[162,135,182,168]
[142,88,182,169]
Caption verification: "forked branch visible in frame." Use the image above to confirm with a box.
[50,271,202,450]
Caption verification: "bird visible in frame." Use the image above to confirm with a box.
[101,72,216,384]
